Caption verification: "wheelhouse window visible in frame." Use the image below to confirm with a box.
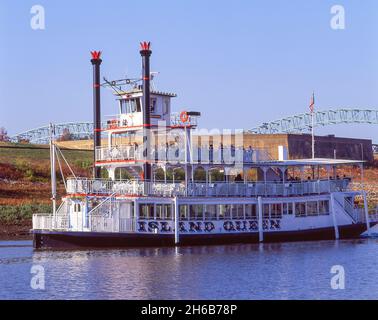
[150,98,157,113]
[120,98,141,114]
[205,205,217,220]
[245,204,257,219]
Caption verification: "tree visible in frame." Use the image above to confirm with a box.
[0,127,9,142]
[58,128,74,141]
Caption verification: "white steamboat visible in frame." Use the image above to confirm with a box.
[32,43,376,249]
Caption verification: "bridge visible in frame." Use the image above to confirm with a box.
[248,108,378,134]
[10,108,378,144]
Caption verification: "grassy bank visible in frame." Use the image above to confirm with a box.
[0,204,53,239]
[0,143,91,239]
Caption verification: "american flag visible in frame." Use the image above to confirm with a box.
[309,92,315,113]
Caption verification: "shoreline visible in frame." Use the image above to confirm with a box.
[0,223,33,240]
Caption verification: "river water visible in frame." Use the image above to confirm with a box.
[0,239,377,299]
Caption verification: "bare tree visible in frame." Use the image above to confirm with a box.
[0,127,9,142]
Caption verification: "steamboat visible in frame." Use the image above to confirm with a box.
[32,42,377,249]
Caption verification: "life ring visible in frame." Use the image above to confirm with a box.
[180,111,189,123]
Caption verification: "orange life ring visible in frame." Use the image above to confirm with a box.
[180,111,189,123]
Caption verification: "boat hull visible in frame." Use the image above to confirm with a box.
[32,222,375,249]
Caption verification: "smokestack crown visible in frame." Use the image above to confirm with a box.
[90,51,102,64]
[139,42,152,55]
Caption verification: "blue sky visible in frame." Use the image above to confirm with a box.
[0,0,377,141]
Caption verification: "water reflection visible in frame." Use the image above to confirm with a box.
[0,240,378,299]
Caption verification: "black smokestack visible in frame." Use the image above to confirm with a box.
[140,42,152,180]
[90,51,102,179]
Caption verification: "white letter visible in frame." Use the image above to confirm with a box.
[330,265,345,289]
[30,5,45,30]
[30,265,45,290]
[330,5,345,30]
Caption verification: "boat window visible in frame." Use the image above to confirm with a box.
[156,204,163,220]
[295,202,306,217]
[219,204,231,220]
[150,98,157,113]
[263,204,270,219]
[319,200,329,215]
[163,98,169,114]
[139,204,154,219]
[179,205,188,220]
[164,204,172,220]
[189,205,203,220]
[120,98,141,114]
[271,203,282,218]
[232,204,244,219]
[245,204,257,219]
[283,203,293,215]
[205,205,217,220]
[306,201,318,216]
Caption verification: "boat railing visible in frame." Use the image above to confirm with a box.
[66,177,350,197]
[32,213,137,233]
[95,145,272,164]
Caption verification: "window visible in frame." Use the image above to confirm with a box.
[283,203,293,215]
[271,203,282,218]
[163,98,169,115]
[319,200,330,215]
[232,204,244,219]
[156,204,163,220]
[219,205,231,220]
[205,205,217,220]
[189,205,203,220]
[306,201,318,216]
[156,204,171,220]
[179,205,188,220]
[263,204,270,219]
[73,203,81,212]
[245,204,257,219]
[295,202,306,217]
[150,98,157,113]
[139,204,154,219]
[121,98,141,114]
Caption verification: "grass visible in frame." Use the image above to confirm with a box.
[0,203,52,225]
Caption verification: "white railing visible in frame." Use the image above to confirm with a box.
[95,145,270,164]
[67,177,350,197]
[32,214,53,230]
[33,214,137,233]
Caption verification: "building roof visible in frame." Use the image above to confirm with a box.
[251,158,364,167]
[115,89,177,98]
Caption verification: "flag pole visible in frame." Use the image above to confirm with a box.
[311,111,315,159]
[310,92,315,159]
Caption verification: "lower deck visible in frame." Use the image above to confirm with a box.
[32,191,377,249]
[33,222,374,249]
